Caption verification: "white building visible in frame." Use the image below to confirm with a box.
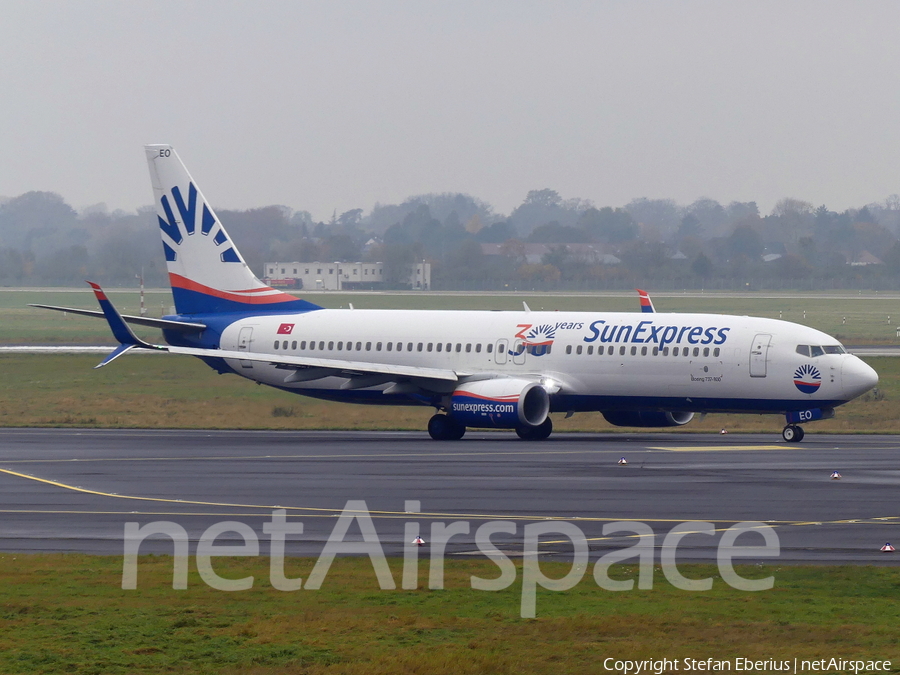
[264,261,431,290]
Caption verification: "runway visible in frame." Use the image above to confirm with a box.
[0,428,898,563]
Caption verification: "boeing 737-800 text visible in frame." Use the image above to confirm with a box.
[33,146,879,442]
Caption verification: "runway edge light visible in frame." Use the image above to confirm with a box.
[413,536,425,546]
[618,457,628,465]
[831,471,842,480]
[881,542,895,552]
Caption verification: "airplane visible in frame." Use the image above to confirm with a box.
[32,145,879,443]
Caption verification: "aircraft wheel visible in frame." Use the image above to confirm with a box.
[428,414,465,441]
[448,418,466,440]
[782,424,804,443]
[516,417,552,441]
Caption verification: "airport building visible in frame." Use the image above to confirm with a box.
[263,261,431,291]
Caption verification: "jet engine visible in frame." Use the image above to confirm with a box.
[602,411,695,428]
[449,379,550,429]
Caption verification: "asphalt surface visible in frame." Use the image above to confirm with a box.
[1,429,898,564]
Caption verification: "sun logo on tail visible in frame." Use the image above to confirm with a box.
[158,182,241,264]
[793,364,821,394]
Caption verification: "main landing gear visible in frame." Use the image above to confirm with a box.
[426,414,554,441]
[782,424,805,443]
[516,417,553,441]
[428,414,466,441]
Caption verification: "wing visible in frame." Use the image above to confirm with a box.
[29,304,206,332]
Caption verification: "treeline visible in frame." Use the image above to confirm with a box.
[3,187,900,290]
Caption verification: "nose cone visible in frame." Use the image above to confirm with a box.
[842,357,879,401]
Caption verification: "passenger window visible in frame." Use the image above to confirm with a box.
[456,344,461,352]
[436,343,442,352]
[641,346,647,356]
[703,347,709,357]
[328,341,334,350]
[587,345,593,355]
[796,345,811,357]
[631,346,637,356]
[337,341,343,350]
[387,342,393,351]
[673,347,679,356]
[663,347,669,356]
[466,344,472,353]
[608,346,614,355]
[366,342,371,351]
[283,341,288,350]
[376,342,382,351]
[274,341,279,350]
[300,341,306,349]
[576,345,583,355]
[713,348,720,357]
[475,344,481,353]
[292,341,297,350]
[487,344,493,353]
[319,341,325,350]
[427,343,433,352]
[446,343,452,352]
[356,342,362,351]
[408,343,413,351]
[692,347,699,357]
[418,343,424,352]
[652,347,658,356]
[396,343,402,352]
[566,345,572,354]
[810,346,825,357]
[619,346,626,356]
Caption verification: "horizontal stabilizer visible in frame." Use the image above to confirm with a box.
[29,304,206,332]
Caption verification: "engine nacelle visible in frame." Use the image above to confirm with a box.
[450,379,550,429]
[602,411,695,428]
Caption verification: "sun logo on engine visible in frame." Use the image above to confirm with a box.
[793,364,821,394]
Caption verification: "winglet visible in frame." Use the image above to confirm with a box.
[636,289,655,313]
[87,281,161,367]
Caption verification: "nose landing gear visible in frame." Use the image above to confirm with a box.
[782,424,805,443]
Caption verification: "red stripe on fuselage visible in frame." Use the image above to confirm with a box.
[168,273,301,305]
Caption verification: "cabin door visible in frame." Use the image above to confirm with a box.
[749,333,771,378]
[494,339,509,365]
[238,327,254,369]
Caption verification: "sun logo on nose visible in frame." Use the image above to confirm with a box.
[793,364,821,394]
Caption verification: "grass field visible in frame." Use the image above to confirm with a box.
[0,555,897,674]
[4,288,900,345]
[0,353,895,433]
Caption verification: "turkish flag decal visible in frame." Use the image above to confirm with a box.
[277,323,295,334]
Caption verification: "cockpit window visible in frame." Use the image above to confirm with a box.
[798,344,845,357]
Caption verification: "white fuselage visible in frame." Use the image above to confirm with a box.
[209,309,877,414]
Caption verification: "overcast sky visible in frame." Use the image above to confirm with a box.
[3,1,900,221]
